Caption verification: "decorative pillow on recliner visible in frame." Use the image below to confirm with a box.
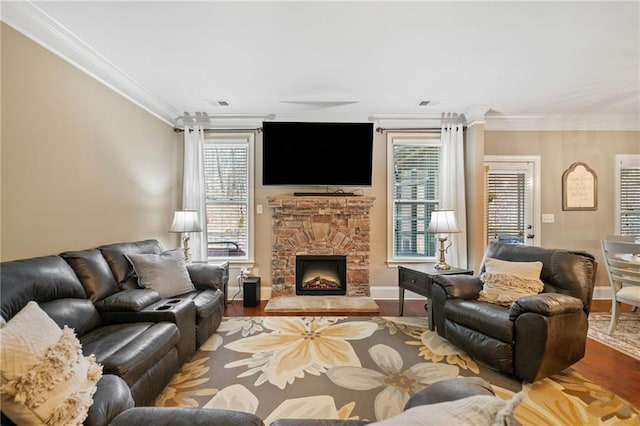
[0,301,103,426]
[125,249,196,298]
[478,257,544,307]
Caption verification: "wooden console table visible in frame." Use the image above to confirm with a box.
[398,264,473,330]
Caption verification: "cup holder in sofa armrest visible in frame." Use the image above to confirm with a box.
[155,299,185,310]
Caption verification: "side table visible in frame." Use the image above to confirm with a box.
[398,264,473,330]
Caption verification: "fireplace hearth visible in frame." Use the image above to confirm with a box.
[296,255,347,296]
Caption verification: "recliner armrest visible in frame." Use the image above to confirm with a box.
[509,293,584,320]
[94,289,161,312]
[187,263,228,291]
[432,275,482,300]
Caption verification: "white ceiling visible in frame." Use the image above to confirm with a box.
[3,1,640,129]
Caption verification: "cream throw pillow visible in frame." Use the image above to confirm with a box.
[0,301,102,425]
[478,257,544,307]
[125,249,196,298]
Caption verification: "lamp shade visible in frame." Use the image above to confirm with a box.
[169,210,203,233]
[426,210,461,234]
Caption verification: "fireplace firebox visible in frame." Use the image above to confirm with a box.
[296,255,347,296]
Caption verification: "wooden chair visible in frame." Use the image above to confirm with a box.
[601,240,640,335]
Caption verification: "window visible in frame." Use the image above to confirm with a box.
[203,133,254,261]
[616,154,640,235]
[387,132,441,261]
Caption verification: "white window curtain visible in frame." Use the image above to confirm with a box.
[439,124,468,268]
[182,125,207,261]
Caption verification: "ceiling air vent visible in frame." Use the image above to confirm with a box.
[417,100,431,107]
[206,100,230,107]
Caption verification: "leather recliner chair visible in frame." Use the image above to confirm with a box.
[431,243,597,382]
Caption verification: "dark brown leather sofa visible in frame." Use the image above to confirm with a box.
[431,243,597,382]
[61,239,226,363]
[0,239,229,424]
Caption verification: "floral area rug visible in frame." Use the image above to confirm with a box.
[156,316,639,425]
[588,312,640,361]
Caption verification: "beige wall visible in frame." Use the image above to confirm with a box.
[485,130,640,288]
[1,24,181,260]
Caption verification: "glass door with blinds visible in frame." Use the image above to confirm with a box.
[485,157,540,247]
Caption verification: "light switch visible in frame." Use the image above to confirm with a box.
[542,213,555,223]
[257,204,263,214]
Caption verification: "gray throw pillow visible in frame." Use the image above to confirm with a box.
[125,250,195,298]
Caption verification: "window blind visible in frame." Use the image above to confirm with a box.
[203,141,249,258]
[487,171,526,244]
[392,143,440,258]
[620,166,640,235]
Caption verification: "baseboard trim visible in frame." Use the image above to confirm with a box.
[236,285,611,301]
[371,285,613,301]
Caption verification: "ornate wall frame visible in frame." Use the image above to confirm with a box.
[562,162,597,211]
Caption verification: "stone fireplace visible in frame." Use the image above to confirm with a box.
[267,195,375,297]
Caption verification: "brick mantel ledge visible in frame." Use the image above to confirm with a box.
[267,195,375,211]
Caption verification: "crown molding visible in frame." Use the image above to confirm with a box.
[463,106,491,127]
[485,113,640,131]
[2,2,637,132]
[1,1,178,126]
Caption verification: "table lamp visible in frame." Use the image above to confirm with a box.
[169,210,203,262]
[426,210,461,270]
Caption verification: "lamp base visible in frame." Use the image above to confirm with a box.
[434,236,452,270]
[434,262,452,270]
[183,234,191,263]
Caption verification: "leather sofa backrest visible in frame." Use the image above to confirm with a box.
[480,243,597,313]
[61,249,120,302]
[39,298,103,337]
[0,255,90,322]
[98,239,164,289]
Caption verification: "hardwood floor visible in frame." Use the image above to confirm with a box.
[224,298,639,407]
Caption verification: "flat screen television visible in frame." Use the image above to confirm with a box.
[262,121,374,186]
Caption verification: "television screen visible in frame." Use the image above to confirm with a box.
[262,121,374,186]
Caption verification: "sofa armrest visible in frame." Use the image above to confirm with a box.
[432,275,483,300]
[509,293,584,320]
[110,407,265,426]
[84,374,134,426]
[187,263,228,291]
[94,289,161,313]
[99,298,197,364]
[404,377,494,409]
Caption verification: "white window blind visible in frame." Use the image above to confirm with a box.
[389,135,441,259]
[486,171,526,244]
[617,155,640,235]
[204,136,250,259]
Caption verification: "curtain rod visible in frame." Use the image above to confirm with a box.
[375,127,452,133]
[173,127,262,133]
[174,126,462,133]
